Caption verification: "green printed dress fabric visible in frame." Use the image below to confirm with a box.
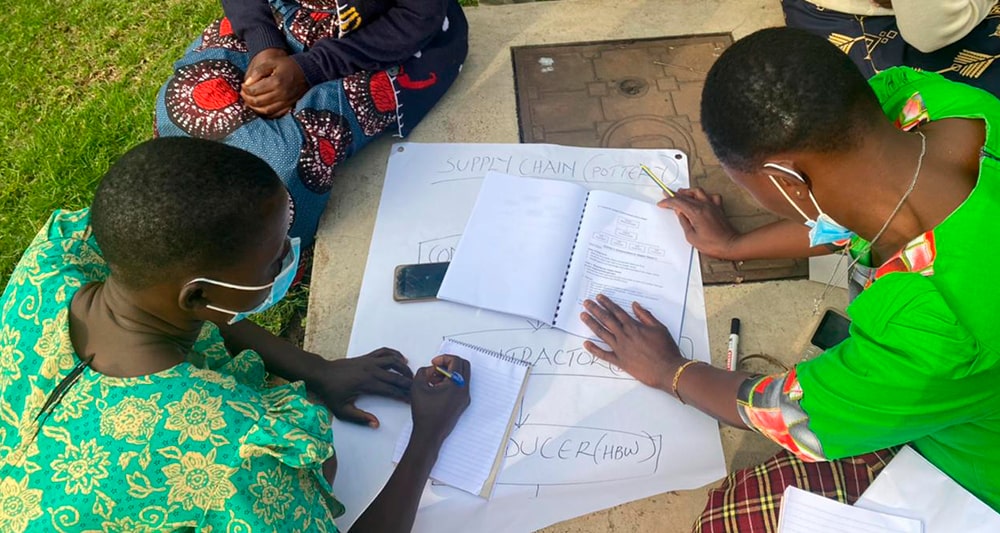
[0,209,344,531]
[795,67,1000,510]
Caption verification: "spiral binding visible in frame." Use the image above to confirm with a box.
[444,338,532,367]
[551,191,590,325]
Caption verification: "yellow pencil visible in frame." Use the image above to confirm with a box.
[640,164,676,197]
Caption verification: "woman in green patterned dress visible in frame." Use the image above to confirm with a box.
[0,137,469,532]
[580,27,1000,530]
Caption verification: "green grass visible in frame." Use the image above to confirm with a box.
[0,0,480,338]
[0,0,221,280]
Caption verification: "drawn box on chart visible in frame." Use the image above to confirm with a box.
[499,424,662,486]
[417,234,462,264]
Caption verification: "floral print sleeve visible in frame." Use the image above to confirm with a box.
[0,210,344,532]
[203,454,340,533]
[736,368,828,462]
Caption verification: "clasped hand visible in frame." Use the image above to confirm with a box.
[241,48,309,118]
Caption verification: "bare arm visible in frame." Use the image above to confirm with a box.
[350,432,441,533]
[727,219,838,261]
[658,189,838,261]
[217,319,324,381]
[217,320,413,427]
[350,356,471,533]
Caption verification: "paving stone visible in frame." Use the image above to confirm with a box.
[511,34,808,283]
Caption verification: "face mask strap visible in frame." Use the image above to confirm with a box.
[203,304,241,325]
[767,174,813,223]
[763,162,826,222]
[187,237,301,325]
[188,277,276,292]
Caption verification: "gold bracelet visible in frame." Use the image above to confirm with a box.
[671,360,702,404]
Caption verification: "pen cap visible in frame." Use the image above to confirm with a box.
[730,318,740,335]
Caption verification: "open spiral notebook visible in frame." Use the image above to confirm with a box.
[393,339,532,498]
[437,172,689,339]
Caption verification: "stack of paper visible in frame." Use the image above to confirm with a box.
[777,486,922,533]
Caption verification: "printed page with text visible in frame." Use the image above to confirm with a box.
[556,190,691,338]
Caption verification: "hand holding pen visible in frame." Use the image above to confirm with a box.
[410,355,471,445]
[435,364,466,386]
[640,164,676,197]
[646,164,740,259]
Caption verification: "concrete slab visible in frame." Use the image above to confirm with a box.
[304,1,851,531]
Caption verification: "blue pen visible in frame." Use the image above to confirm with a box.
[434,365,466,386]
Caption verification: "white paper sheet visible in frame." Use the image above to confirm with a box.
[437,173,588,323]
[392,339,531,498]
[855,446,1000,532]
[333,143,725,533]
[778,486,922,533]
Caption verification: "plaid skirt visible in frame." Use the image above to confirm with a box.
[783,0,1000,95]
[154,0,468,246]
[693,448,898,533]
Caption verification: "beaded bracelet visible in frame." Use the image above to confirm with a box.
[671,360,703,404]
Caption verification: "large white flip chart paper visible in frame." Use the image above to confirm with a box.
[334,143,726,532]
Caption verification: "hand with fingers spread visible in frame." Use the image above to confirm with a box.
[313,347,414,428]
[658,187,742,260]
[580,294,685,393]
[410,355,471,447]
[241,48,309,118]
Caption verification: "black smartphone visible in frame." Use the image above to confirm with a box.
[393,262,450,302]
[810,308,852,350]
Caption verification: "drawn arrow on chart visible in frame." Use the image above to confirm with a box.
[525,319,550,332]
[513,396,531,429]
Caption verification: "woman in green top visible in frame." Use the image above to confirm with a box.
[579,27,1000,530]
[0,137,470,532]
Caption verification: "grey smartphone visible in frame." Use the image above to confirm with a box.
[393,262,450,302]
[810,308,851,350]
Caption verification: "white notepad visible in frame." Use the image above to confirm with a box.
[778,485,923,533]
[393,339,532,498]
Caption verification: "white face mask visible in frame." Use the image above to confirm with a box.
[187,237,300,324]
[763,163,854,247]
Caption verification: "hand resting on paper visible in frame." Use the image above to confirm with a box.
[349,355,471,533]
[410,354,472,446]
[580,294,751,428]
[579,294,685,392]
[313,347,414,429]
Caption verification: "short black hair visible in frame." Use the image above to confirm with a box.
[91,137,284,288]
[701,27,881,172]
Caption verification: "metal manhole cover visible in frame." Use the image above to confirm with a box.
[511,35,808,284]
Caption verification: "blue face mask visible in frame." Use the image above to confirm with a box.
[764,163,854,247]
[190,237,301,324]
